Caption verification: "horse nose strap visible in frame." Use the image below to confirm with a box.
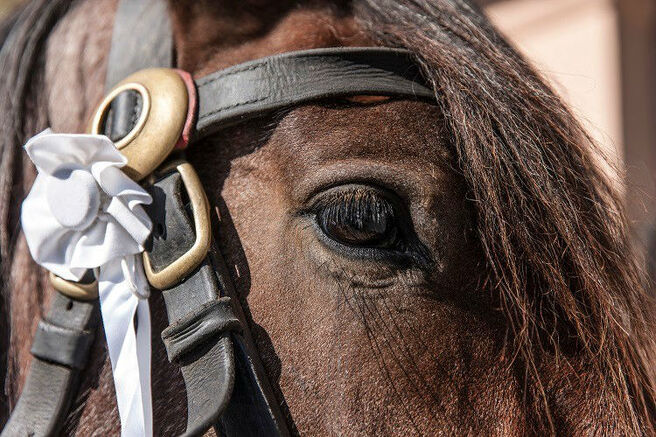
[161,298,242,363]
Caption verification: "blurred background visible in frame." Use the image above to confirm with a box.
[483,0,656,254]
[482,0,656,275]
[1,0,655,255]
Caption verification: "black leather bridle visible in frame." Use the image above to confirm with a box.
[1,0,434,436]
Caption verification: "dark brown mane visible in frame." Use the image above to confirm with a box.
[1,0,655,433]
[354,0,656,432]
[0,0,72,423]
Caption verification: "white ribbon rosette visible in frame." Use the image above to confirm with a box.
[21,129,153,436]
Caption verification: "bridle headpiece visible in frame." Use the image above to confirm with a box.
[2,0,433,435]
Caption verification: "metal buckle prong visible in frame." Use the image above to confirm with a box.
[143,162,211,289]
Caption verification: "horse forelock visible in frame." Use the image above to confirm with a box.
[0,0,655,434]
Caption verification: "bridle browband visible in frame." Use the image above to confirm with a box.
[194,47,434,139]
[1,0,434,436]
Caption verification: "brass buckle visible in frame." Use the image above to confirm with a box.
[49,272,99,301]
[143,162,211,289]
[90,68,190,181]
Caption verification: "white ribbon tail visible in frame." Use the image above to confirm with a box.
[136,298,152,435]
[99,257,153,437]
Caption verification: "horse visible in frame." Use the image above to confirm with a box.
[1,0,655,435]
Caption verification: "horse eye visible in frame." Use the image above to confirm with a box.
[313,188,400,250]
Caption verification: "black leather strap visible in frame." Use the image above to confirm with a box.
[104,0,173,90]
[162,298,242,363]
[30,320,94,369]
[102,1,291,433]
[0,294,97,437]
[195,47,434,140]
[146,169,291,437]
[146,171,236,437]
[209,250,292,437]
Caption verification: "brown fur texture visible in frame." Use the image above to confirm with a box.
[1,0,655,435]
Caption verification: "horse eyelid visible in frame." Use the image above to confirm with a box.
[302,185,432,268]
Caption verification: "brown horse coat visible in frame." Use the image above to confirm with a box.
[1,0,655,435]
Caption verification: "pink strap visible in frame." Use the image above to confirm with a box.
[174,70,197,150]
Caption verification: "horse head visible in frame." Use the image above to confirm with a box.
[1,0,655,435]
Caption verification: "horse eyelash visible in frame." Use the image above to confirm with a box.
[308,187,433,268]
[317,189,397,230]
